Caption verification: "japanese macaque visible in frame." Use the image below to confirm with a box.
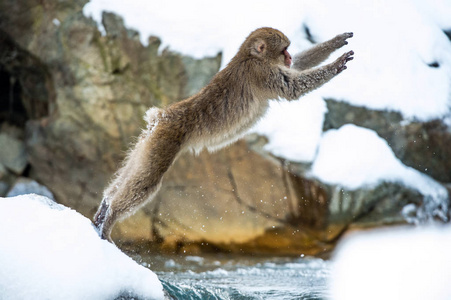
[93,27,354,241]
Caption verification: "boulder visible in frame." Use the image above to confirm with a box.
[7,177,55,199]
[0,133,27,175]
[0,163,13,196]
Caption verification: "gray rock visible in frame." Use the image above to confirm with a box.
[0,163,15,196]
[0,133,27,175]
[0,182,9,196]
[7,177,54,200]
[0,2,221,214]
[182,53,222,97]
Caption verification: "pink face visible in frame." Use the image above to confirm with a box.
[283,48,292,68]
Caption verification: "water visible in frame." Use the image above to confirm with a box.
[134,254,332,300]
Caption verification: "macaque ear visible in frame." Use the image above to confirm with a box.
[251,39,266,56]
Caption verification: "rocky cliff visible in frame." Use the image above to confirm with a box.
[0,0,449,256]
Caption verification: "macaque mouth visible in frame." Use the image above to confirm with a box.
[283,49,292,68]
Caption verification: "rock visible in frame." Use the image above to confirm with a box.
[113,138,290,251]
[323,99,451,183]
[0,0,221,215]
[0,163,14,196]
[113,134,439,256]
[7,177,54,200]
[0,133,27,175]
[0,182,9,197]
[182,54,223,97]
[444,29,451,41]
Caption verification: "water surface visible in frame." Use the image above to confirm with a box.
[134,254,331,300]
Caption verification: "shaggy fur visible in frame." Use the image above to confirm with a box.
[93,27,354,241]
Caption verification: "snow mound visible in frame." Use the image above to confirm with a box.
[311,125,449,222]
[330,226,451,300]
[311,124,447,199]
[0,194,164,300]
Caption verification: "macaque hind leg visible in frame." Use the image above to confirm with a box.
[293,32,353,71]
[94,130,180,241]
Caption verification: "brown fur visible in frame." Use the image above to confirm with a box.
[93,27,354,241]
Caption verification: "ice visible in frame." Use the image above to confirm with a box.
[330,226,451,300]
[0,194,164,300]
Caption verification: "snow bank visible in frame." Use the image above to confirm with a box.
[310,124,448,221]
[330,226,451,300]
[311,125,446,196]
[0,194,164,300]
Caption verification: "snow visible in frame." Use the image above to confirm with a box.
[252,95,327,162]
[310,124,448,221]
[0,194,164,300]
[301,0,451,121]
[83,0,307,60]
[330,226,451,300]
[310,124,445,195]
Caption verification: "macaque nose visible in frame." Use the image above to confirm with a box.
[284,49,292,67]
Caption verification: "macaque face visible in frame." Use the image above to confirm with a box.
[274,46,292,68]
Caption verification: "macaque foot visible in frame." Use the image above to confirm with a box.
[335,50,354,73]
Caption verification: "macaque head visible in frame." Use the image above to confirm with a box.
[242,27,292,68]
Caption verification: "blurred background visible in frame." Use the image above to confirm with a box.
[0,0,450,257]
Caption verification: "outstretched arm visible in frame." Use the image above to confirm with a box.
[275,50,354,100]
[292,32,353,71]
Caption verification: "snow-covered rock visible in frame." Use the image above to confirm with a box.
[0,194,164,300]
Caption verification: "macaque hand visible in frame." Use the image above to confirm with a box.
[331,32,353,49]
[334,50,354,73]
